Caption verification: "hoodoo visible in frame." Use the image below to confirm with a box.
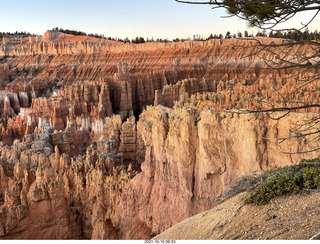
[0,26,320,240]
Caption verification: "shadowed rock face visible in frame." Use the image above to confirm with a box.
[0,32,319,239]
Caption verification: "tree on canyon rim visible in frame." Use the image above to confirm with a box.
[176,0,320,153]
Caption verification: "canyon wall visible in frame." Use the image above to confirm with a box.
[0,105,319,239]
[1,31,319,148]
[1,31,320,239]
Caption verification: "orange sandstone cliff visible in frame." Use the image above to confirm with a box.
[0,31,319,239]
[0,106,319,239]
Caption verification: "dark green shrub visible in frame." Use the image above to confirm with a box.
[245,158,320,205]
[302,167,320,189]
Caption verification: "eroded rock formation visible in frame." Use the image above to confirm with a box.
[1,31,320,239]
[1,31,319,147]
[0,104,319,239]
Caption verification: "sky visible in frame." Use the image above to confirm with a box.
[1,0,319,40]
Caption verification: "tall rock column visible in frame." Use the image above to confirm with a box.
[98,84,113,118]
[119,117,138,169]
[119,81,133,118]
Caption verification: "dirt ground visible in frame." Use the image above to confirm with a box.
[154,190,320,240]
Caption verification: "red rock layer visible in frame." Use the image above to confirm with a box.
[1,32,320,239]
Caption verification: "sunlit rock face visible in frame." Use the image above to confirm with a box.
[0,104,318,239]
[0,32,319,239]
[1,32,317,145]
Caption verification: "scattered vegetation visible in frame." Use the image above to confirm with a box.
[244,158,320,205]
[218,174,261,204]
[51,27,107,39]
[0,31,37,38]
[131,37,146,44]
[48,27,320,43]
[260,28,320,41]
[2,28,318,44]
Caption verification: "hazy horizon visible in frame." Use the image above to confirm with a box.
[1,0,319,40]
